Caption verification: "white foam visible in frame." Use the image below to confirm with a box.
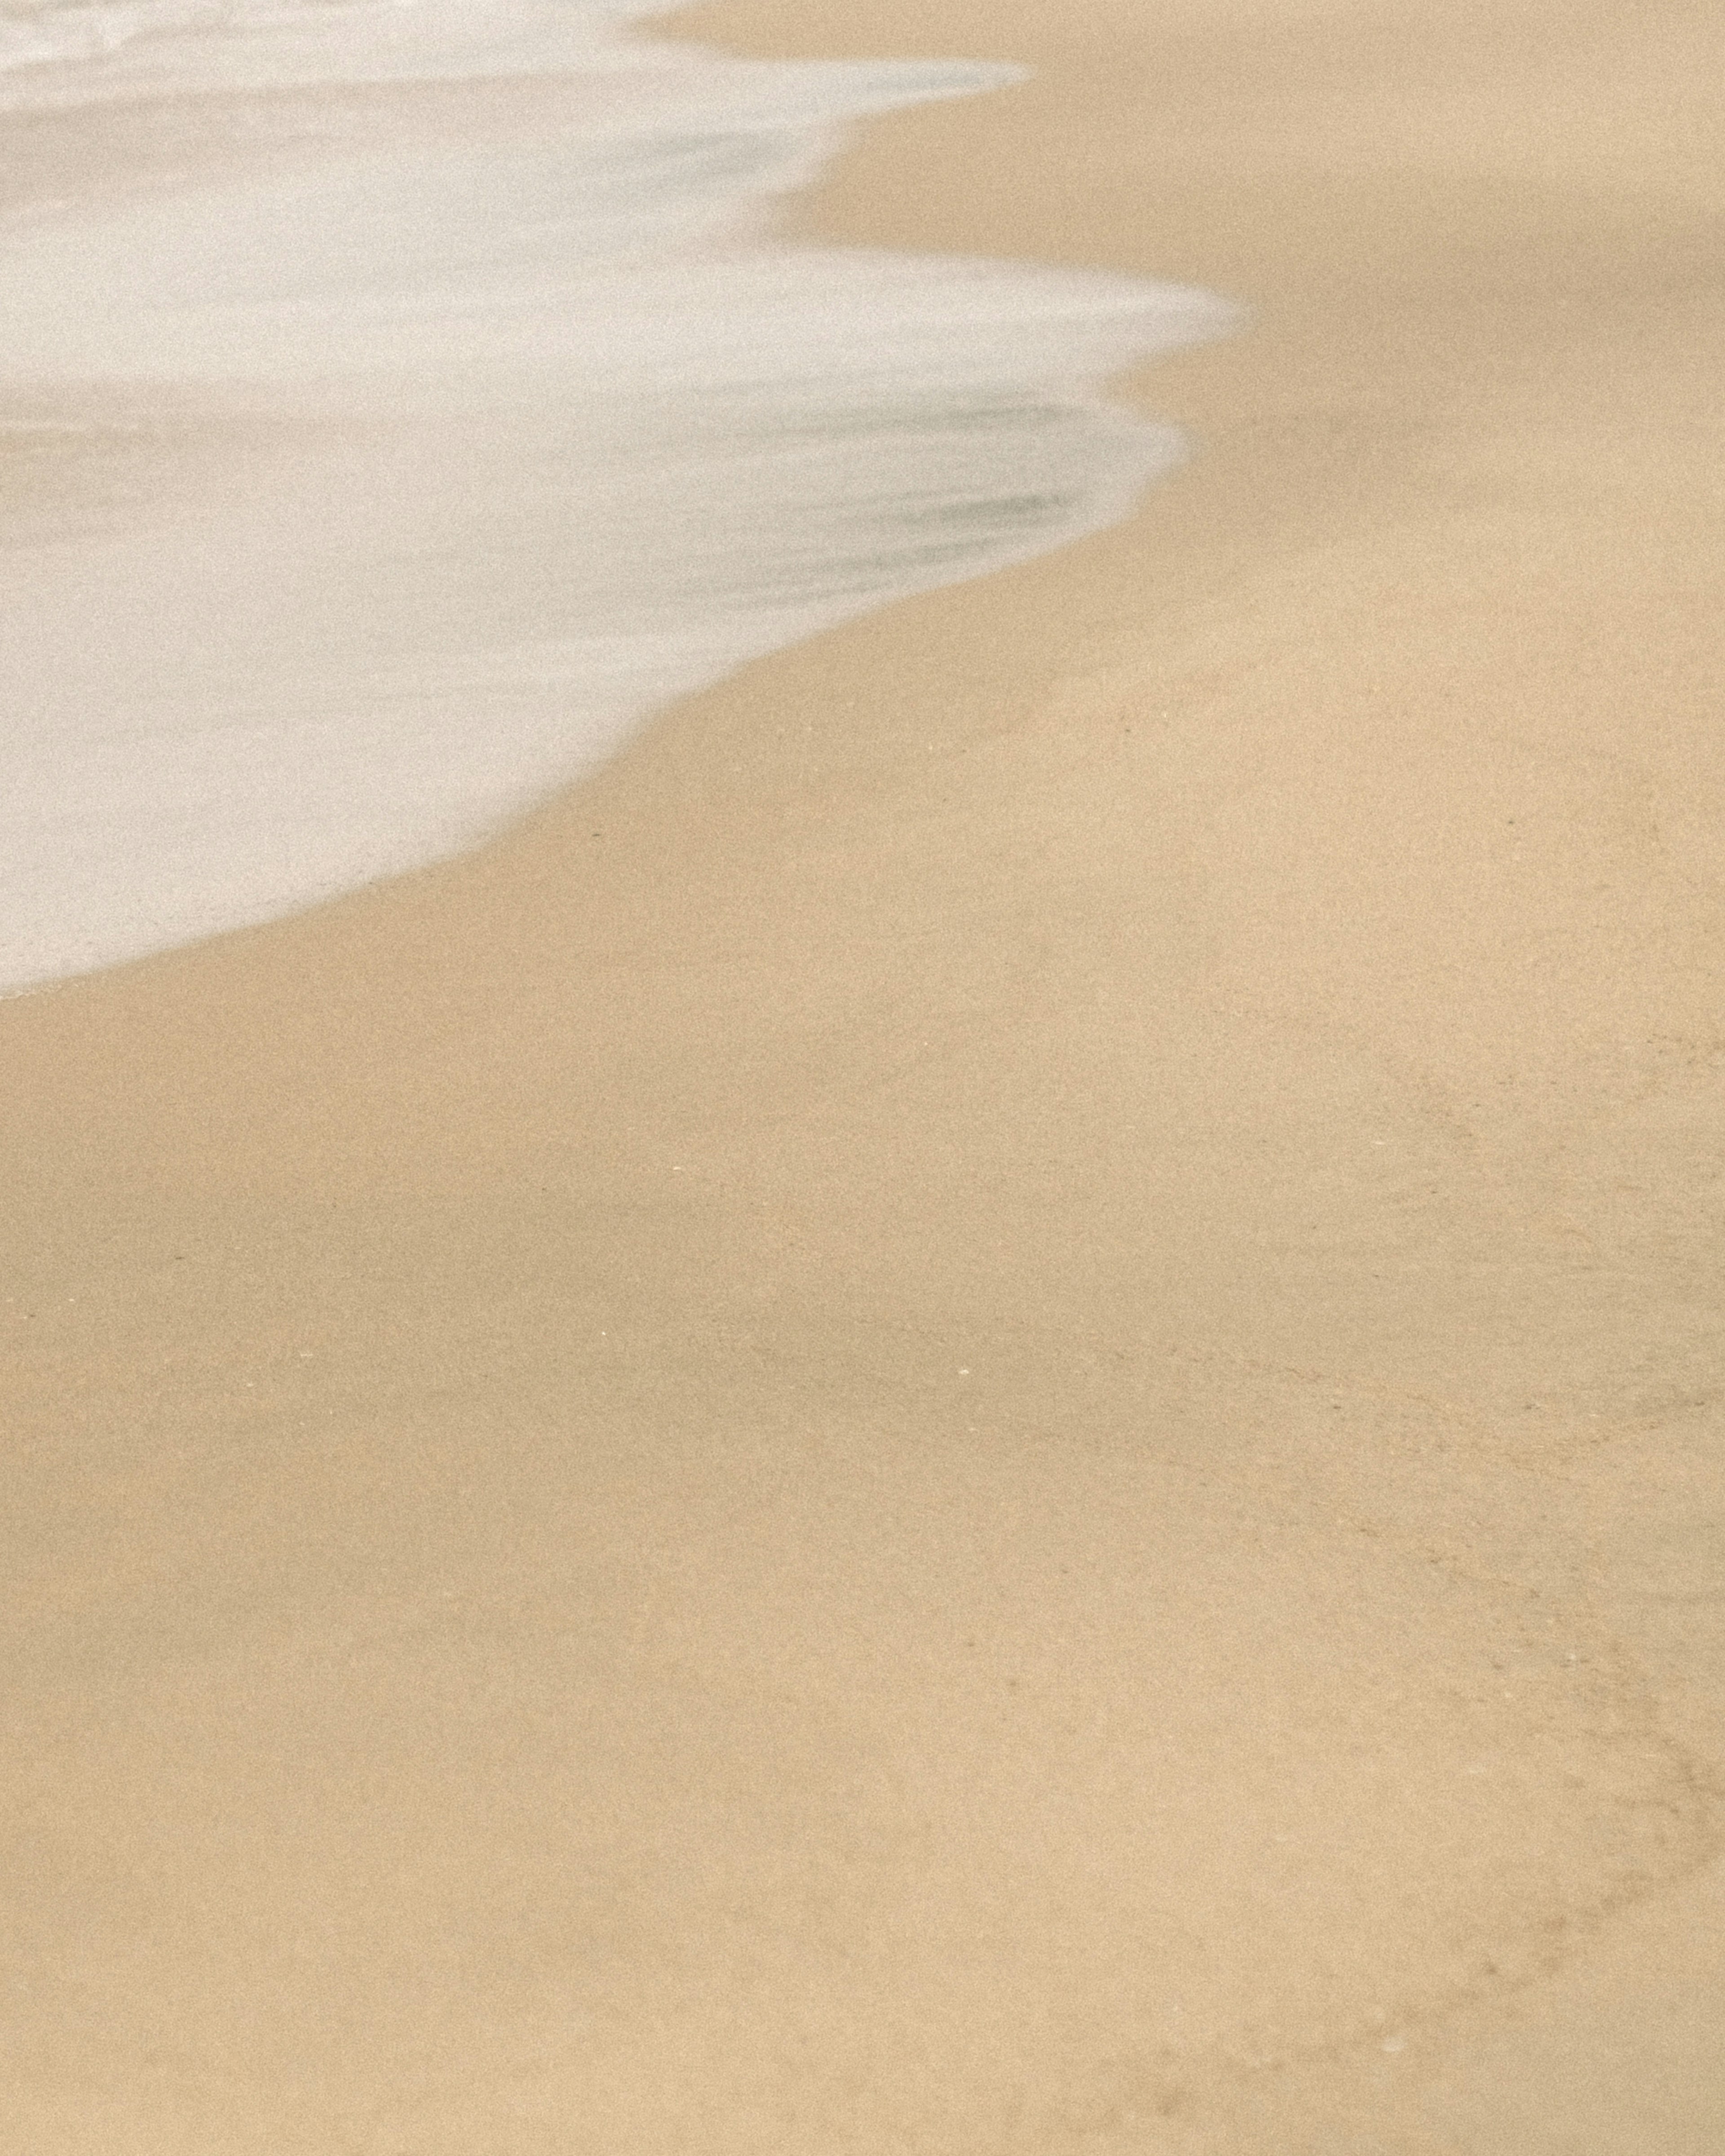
[0,0,1234,991]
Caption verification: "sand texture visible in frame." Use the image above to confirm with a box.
[4,0,1724,2147]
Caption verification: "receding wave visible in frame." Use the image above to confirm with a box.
[0,0,1234,991]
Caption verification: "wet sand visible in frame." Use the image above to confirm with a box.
[4,0,1724,2147]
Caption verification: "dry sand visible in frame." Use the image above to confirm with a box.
[4,0,1724,2147]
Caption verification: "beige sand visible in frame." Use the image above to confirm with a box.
[4,0,1723,2147]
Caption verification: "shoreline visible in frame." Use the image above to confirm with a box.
[0,14,1228,996]
[5,0,1724,2147]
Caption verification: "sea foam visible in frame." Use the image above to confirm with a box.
[0,0,1232,991]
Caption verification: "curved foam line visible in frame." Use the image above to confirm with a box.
[0,0,1236,992]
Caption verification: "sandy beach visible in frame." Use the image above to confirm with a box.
[4,0,1724,2147]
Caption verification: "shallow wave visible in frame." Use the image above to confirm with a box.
[0,0,1233,991]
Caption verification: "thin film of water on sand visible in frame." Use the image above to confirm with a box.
[0,0,1234,991]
